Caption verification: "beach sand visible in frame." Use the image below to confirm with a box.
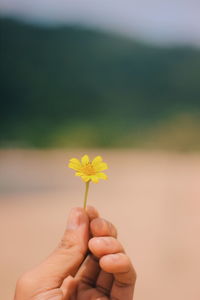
[0,149,200,300]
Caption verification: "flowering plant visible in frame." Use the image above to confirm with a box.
[68,154,108,208]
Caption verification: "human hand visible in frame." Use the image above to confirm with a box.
[14,206,136,300]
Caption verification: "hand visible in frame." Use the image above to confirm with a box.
[14,206,136,300]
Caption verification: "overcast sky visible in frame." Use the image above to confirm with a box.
[1,0,200,46]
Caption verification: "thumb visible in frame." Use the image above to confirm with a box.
[40,207,90,283]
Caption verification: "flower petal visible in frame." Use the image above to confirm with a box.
[69,158,81,165]
[81,154,90,166]
[68,158,82,170]
[91,175,99,183]
[96,172,107,180]
[75,172,83,177]
[94,162,108,172]
[68,162,81,171]
[92,156,102,166]
[81,175,90,182]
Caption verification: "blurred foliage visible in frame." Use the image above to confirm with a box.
[0,18,200,150]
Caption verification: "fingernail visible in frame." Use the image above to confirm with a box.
[67,208,85,230]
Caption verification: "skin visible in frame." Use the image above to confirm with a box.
[14,206,136,300]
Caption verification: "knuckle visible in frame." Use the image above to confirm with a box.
[57,237,86,261]
[58,236,74,250]
[80,275,95,287]
[115,279,133,288]
[96,284,110,296]
[57,230,79,250]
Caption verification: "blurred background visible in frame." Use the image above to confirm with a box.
[0,1,200,299]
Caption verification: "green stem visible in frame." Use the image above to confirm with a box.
[83,181,90,209]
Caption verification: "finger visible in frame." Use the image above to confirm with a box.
[61,276,78,300]
[100,253,136,300]
[75,254,100,291]
[86,205,99,221]
[88,236,124,258]
[90,218,117,238]
[95,270,113,296]
[90,218,117,296]
[39,207,90,285]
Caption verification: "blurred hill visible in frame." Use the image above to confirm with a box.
[1,18,200,150]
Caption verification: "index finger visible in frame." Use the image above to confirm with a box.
[90,218,117,238]
[86,206,99,221]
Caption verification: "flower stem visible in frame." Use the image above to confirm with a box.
[83,181,90,209]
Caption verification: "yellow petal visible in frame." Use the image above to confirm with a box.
[92,156,102,166]
[69,158,81,165]
[81,154,90,166]
[91,175,99,183]
[94,162,108,172]
[68,162,81,171]
[97,172,107,180]
[75,172,82,177]
[81,175,90,182]
[68,158,82,170]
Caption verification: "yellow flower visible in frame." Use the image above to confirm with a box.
[68,154,108,183]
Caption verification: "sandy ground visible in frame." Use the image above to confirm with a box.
[0,149,200,300]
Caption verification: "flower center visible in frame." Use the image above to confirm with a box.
[82,163,96,175]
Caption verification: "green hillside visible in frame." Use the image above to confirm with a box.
[1,18,200,150]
